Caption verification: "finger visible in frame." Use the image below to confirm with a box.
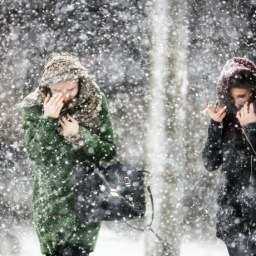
[62,116,71,125]
[216,111,226,122]
[245,102,250,113]
[67,114,76,122]
[240,109,244,119]
[47,94,60,105]
[55,99,64,108]
[49,93,62,104]
[239,104,244,117]
[202,107,208,114]
[54,94,64,103]
[249,102,254,113]
[217,106,227,117]
[59,120,65,127]
[66,114,72,121]
[214,103,218,113]
[52,93,61,99]
[56,101,64,111]
[216,109,226,119]
[245,101,249,112]
[219,111,226,120]
[56,95,65,104]
[61,115,67,123]
[59,118,67,128]
[241,104,247,116]
[236,111,241,120]
[44,94,51,105]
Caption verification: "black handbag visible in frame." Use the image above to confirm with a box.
[73,163,172,252]
[73,162,147,224]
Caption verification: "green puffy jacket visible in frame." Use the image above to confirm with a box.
[21,94,116,255]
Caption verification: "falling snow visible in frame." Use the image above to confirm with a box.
[0,1,256,256]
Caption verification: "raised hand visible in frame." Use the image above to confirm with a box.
[205,105,227,123]
[43,94,64,119]
[59,114,79,137]
[236,102,256,127]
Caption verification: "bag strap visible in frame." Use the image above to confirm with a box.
[242,127,256,156]
[124,185,154,231]
[241,127,256,185]
[124,178,173,252]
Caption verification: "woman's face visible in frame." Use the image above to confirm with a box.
[230,87,252,110]
[50,80,79,104]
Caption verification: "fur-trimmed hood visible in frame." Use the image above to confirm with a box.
[217,57,256,111]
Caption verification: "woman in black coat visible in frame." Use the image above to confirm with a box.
[203,57,256,256]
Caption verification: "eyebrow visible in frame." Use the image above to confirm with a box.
[236,94,249,97]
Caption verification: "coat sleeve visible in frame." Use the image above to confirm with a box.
[243,122,256,154]
[69,94,116,162]
[202,120,223,172]
[22,107,73,165]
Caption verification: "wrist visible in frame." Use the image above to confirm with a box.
[210,119,223,128]
[43,112,49,118]
[63,129,84,148]
[63,129,79,138]
[43,112,58,119]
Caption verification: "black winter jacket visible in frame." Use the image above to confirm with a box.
[203,114,256,244]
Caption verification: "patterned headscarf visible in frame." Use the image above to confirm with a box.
[19,52,103,132]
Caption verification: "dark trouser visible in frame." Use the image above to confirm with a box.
[47,245,90,256]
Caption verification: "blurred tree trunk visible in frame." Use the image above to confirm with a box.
[145,1,188,255]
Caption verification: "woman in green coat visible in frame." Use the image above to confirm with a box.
[18,52,116,256]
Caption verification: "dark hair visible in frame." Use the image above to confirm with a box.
[39,86,52,97]
[227,70,256,106]
[229,70,256,90]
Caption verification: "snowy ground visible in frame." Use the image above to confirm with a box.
[1,224,229,256]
